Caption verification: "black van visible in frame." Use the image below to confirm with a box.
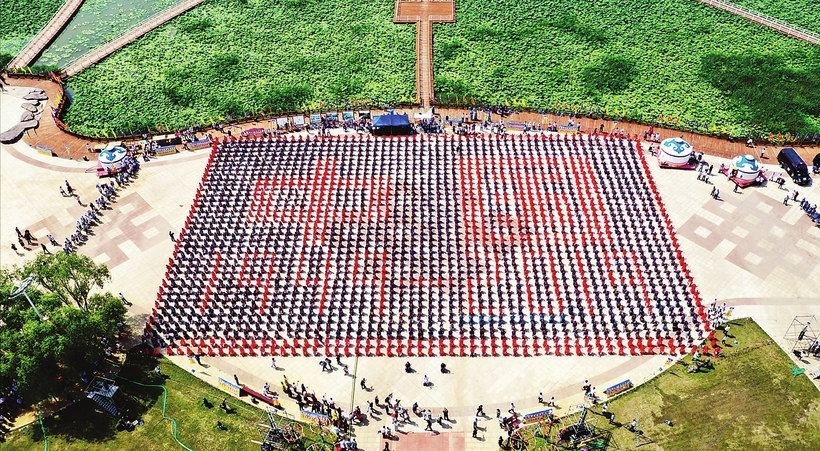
[777,148,811,186]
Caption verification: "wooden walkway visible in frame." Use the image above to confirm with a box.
[61,0,206,77]
[8,0,86,69]
[699,0,820,44]
[394,0,456,105]
[6,76,106,160]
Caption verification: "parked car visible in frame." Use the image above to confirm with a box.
[777,148,811,186]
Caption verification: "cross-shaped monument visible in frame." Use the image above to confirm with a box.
[394,0,456,106]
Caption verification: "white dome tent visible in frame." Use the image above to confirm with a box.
[724,154,766,188]
[98,146,127,171]
[731,155,761,181]
[657,137,696,168]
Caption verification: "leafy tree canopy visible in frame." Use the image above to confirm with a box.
[24,252,111,310]
[0,260,125,401]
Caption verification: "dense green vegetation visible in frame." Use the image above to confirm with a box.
[730,0,820,34]
[0,0,63,64]
[62,0,415,135]
[434,0,820,136]
[34,0,185,68]
[0,254,126,400]
[59,0,820,137]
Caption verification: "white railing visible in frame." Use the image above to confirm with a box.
[9,0,86,69]
[698,0,820,44]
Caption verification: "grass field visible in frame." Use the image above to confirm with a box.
[524,318,820,450]
[2,352,333,451]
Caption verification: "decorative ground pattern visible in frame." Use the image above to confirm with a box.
[150,134,707,357]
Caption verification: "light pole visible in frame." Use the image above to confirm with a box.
[10,275,43,321]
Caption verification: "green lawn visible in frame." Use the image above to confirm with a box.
[525,318,820,450]
[2,352,332,450]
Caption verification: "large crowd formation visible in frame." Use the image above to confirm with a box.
[146,133,707,359]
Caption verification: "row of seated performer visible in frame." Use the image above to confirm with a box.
[145,133,708,357]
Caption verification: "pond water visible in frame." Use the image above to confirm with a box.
[34,0,184,68]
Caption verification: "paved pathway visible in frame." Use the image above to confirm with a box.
[699,0,820,44]
[3,121,819,449]
[8,0,86,69]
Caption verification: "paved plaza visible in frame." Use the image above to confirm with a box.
[2,94,819,449]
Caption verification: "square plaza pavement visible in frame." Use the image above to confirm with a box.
[2,108,818,450]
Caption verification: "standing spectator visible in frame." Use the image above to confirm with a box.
[169,231,176,242]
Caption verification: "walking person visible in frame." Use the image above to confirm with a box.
[443,407,449,421]
[65,180,74,196]
[41,243,51,254]
[476,404,485,416]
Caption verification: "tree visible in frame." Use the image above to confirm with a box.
[0,262,125,400]
[24,253,111,310]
